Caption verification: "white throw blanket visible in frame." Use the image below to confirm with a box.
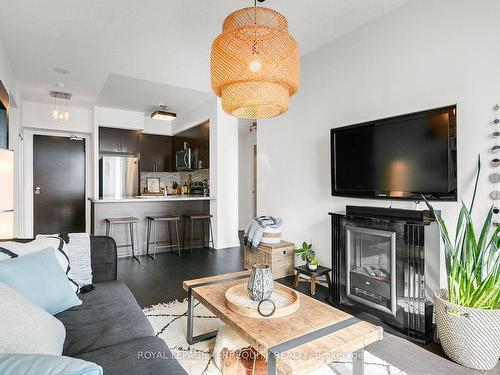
[243,216,282,251]
[36,233,92,289]
[64,233,92,288]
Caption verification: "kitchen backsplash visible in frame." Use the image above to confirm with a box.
[140,169,209,193]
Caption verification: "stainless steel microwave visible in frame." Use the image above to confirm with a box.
[176,149,192,171]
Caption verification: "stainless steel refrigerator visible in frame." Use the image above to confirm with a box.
[99,156,139,198]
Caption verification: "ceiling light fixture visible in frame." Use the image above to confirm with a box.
[50,91,71,122]
[151,105,177,122]
[210,0,300,119]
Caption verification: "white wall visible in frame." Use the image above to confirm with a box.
[258,0,500,285]
[173,97,240,249]
[95,106,145,130]
[0,33,22,237]
[23,101,94,133]
[238,119,257,229]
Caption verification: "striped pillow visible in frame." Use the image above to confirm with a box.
[0,238,79,294]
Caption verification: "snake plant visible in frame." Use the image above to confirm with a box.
[425,156,500,309]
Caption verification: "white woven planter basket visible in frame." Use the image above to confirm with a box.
[434,289,500,370]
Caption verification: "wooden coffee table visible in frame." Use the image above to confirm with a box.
[183,271,383,375]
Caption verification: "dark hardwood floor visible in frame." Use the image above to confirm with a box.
[118,245,499,375]
[118,246,244,307]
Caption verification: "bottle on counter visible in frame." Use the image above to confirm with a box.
[182,182,188,195]
[187,174,192,194]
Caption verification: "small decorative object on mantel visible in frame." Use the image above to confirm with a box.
[243,241,294,279]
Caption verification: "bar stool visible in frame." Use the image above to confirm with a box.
[105,217,140,262]
[183,214,214,254]
[146,216,181,260]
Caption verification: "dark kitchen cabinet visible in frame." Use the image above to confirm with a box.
[120,129,140,154]
[99,127,139,154]
[172,121,209,170]
[99,127,121,153]
[139,133,173,172]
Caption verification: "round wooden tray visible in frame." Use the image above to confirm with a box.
[224,282,300,319]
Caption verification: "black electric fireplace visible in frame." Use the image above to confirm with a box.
[329,206,440,343]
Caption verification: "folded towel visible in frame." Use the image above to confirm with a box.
[244,216,282,251]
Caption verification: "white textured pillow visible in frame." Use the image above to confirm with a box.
[0,282,66,355]
[0,238,79,293]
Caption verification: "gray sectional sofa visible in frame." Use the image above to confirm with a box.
[54,236,186,375]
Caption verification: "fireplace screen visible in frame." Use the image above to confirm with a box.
[345,226,397,316]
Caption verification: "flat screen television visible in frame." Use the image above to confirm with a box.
[331,105,457,201]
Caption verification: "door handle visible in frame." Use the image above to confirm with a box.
[34,186,41,195]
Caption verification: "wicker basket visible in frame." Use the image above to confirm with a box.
[244,241,294,279]
[261,226,281,244]
[434,289,500,370]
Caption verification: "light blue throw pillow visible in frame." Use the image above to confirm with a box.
[0,353,103,375]
[0,248,82,314]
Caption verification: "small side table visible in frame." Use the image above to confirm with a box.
[294,265,332,296]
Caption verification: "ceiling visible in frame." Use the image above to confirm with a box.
[97,74,212,114]
[0,0,408,111]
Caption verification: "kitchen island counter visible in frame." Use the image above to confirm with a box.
[90,197,212,257]
[90,196,214,203]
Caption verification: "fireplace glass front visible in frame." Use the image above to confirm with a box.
[345,226,397,316]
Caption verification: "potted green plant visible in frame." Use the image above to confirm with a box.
[425,156,500,370]
[294,242,320,271]
[308,256,320,271]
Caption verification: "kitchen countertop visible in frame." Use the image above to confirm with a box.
[89,196,215,203]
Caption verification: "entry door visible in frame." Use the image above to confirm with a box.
[33,135,86,235]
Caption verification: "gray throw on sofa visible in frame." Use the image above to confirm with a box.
[53,236,186,375]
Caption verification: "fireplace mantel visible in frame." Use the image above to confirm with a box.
[328,206,440,343]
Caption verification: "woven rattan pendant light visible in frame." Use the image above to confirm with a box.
[210,0,300,119]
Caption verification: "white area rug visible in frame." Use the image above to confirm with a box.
[144,299,407,375]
